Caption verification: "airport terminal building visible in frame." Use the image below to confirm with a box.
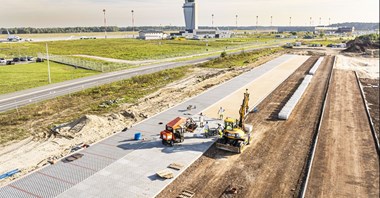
[173,0,232,39]
[138,30,168,40]
[140,0,232,40]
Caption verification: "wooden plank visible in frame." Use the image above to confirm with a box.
[156,169,174,179]
[168,163,184,170]
[177,189,195,198]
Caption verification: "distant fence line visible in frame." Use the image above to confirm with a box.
[37,53,131,72]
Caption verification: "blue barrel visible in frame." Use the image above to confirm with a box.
[134,133,142,140]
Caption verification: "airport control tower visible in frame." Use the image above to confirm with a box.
[183,0,198,32]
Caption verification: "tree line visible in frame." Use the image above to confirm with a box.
[329,22,379,30]
[1,27,119,34]
[1,23,378,34]
[0,26,184,34]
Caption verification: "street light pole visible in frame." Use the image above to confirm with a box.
[289,17,292,26]
[256,16,259,33]
[270,16,273,27]
[103,9,107,39]
[46,43,51,84]
[212,14,214,27]
[235,15,238,32]
[310,17,312,26]
[131,10,135,38]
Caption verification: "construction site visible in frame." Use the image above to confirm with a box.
[0,41,379,197]
[158,54,379,198]
[0,0,379,196]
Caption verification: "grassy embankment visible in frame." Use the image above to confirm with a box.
[0,47,284,145]
[0,62,99,94]
[200,47,284,68]
[300,36,353,46]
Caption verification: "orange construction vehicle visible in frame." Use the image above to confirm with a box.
[160,117,197,146]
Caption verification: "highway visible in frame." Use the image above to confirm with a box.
[0,45,280,113]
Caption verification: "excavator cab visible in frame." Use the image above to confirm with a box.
[223,118,246,140]
[224,118,235,131]
[160,117,197,146]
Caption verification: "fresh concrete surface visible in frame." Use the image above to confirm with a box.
[204,55,309,119]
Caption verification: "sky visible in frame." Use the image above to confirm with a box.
[0,0,379,28]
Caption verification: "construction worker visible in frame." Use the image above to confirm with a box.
[204,121,209,138]
[217,107,225,120]
[199,113,204,127]
[217,123,223,138]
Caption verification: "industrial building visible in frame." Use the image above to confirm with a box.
[278,26,355,35]
[335,27,355,34]
[278,26,316,33]
[138,30,168,40]
[174,29,232,39]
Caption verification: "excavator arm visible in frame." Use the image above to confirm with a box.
[238,90,250,128]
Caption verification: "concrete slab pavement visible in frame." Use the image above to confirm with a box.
[0,54,309,198]
[204,55,310,119]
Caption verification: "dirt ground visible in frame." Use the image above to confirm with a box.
[335,54,379,144]
[360,78,380,139]
[0,52,283,187]
[157,56,334,198]
[306,70,379,197]
[335,55,379,79]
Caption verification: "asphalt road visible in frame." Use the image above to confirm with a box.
[0,45,280,113]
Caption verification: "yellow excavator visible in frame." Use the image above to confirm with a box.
[216,89,253,153]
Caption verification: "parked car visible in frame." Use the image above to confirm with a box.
[6,60,15,65]
[20,57,27,62]
[13,57,20,62]
[27,56,34,61]
[80,36,96,40]
[36,57,44,62]
[0,58,6,64]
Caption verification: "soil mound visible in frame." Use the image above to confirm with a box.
[344,34,380,53]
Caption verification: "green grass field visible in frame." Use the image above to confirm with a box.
[0,62,98,94]
[0,47,282,145]
[0,35,286,95]
[200,47,284,69]
[0,36,279,61]
[300,36,352,46]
